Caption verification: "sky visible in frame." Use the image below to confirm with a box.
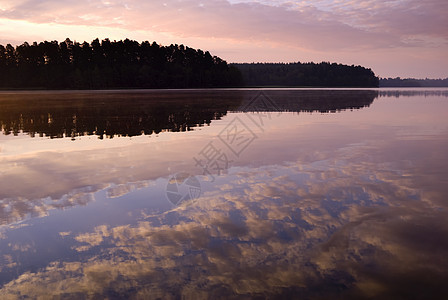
[0,0,447,78]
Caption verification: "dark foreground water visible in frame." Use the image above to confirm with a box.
[0,88,447,299]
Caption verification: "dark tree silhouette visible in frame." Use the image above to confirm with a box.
[379,77,448,87]
[0,38,243,89]
[1,39,383,89]
[233,62,379,87]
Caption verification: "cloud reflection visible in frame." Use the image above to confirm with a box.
[1,134,447,298]
[1,89,448,298]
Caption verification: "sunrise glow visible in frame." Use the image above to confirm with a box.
[1,0,447,78]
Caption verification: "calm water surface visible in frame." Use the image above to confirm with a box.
[0,88,447,299]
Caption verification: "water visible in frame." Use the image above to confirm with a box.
[0,88,447,299]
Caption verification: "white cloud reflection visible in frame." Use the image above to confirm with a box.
[1,146,448,298]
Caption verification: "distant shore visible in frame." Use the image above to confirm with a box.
[379,77,448,87]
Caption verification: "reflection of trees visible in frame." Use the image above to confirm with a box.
[379,90,448,98]
[0,90,378,139]
[0,91,243,139]
[0,90,379,229]
[239,90,377,113]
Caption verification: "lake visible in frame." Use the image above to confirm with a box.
[0,88,447,299]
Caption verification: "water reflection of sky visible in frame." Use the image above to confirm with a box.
[0,89,448,299]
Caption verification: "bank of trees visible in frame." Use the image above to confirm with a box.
[233,62,379,87]
[0,38,242,89]
[379,77,448,87]
[0,39,382,89]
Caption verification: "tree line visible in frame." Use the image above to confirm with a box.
[0,38,382,89]
[0,38,243,89]
[232,62,379,87]
[379,77,448,87]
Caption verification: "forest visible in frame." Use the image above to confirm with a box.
[0,38,242,89]
[233,62,379,87]
[0,38,382,89]
[379,77,448,87]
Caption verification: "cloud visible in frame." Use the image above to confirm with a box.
[0,0,446,51]
[0,0,447,77]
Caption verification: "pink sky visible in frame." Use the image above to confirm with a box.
[0,0,447,78]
